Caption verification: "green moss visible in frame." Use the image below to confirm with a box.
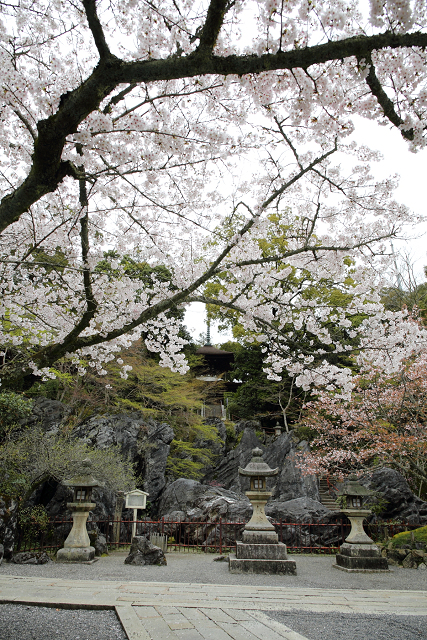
[390,525,427,548]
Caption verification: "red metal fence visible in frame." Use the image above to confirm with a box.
[15,516,423,555]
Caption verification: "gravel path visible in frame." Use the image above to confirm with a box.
[2,550,427,590]
[0,604,126,640]
[1,551,427,640]
[265,610,427,640]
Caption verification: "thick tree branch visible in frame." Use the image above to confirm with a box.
[82,0,114,60]
[362,52,415,141]
[196,0,232,54]
[1,30,427,234]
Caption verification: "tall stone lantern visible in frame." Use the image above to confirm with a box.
[229,447,296,574]
[57,460,101,563]
[334,474,388,572]
[239,447,279,544]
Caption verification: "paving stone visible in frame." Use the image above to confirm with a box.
[168,620,195,630]
[200,608,240,624]
[219,609,252,622]
[156,606,180,615]
[139,614,181,639]
[134,606,160,619]
[216,621,261,640]
[174,629,205,640]
[115,605,151,640]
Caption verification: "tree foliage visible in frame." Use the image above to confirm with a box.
[0,390,33,442]
[0,0,427,394]
[0,426,136,501]
[296,354,427,498]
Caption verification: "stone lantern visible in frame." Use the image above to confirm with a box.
[57,460,101,563]
[229,447,296,574]
[274,421,282,437]
[334,474,388,572]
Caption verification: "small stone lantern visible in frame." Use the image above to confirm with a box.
[334,474,388,572]
[274,421,282,437]
[229,447,296,574]
[57,460,101,563]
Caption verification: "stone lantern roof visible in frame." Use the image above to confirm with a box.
[62,459,101,489]
[238,448,278,477]
[338,474,373,498]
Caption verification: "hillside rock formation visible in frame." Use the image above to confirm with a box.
[2,399,427,556]
[361,468,427,524]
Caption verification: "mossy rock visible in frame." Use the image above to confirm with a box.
[389,526,427,549]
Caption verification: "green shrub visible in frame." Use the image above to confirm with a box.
[390,526,427,548]
[0,391,33,441]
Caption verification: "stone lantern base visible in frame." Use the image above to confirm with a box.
[334,542,389,572]
[56,546,97,564]
[56,501,98,564]
[229,541,296,574]
[333,509,389,572]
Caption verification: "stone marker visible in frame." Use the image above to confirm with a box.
[124,535,167,565]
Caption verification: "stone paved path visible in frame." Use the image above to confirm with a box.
[1,574,427,640]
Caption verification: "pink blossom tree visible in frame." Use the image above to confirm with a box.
[1,0,427,387]
[296,351,427,496]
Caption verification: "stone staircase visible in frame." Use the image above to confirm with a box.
[318,477,339,511]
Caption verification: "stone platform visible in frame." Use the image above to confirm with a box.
[229,541,297,574]
[334,543,389,572]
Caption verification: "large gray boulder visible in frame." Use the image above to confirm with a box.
[265,497,331,522]
[74,413,174,505]
[158,478,252,522]
[202,425,319,502]
[361,468,427,524]
[203,427,261,491]
[159,479,252,547]
[264,433,319,502]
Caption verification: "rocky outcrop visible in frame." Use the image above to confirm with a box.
[73,413,174,506]
[158,479,252,547]
[26,411,175,523]
[265,497,332,522]
[11,551,51,564]
[124,536,167,565]
[264,434,319,502]
[203,427,260,492]
[201,425,319,503]
[0,496,18,561]
[3,398,427,555]
[361,468,427,524]
[159,478,252,522]
[26,397,69,432]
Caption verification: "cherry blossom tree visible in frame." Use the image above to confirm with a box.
[296,351,427,497]
[1,0,427,388]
